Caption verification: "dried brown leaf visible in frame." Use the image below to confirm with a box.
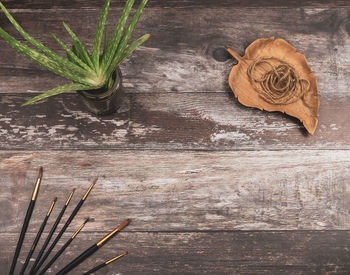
[228,37,320,135]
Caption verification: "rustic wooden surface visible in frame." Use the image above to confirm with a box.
[3,0,350,8]
[0,0,349,274]
[2,231,350,274]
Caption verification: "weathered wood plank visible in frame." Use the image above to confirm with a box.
[2,0,350,9]
[0,8,349,96]
[1,231,350,274]
[0,93,349,150]
[1,3,348,274]
[1,150,349,232]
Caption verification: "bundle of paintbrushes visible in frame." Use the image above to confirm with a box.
[9,167,129,275]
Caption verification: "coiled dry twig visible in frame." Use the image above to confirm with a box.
[247,57,310,105]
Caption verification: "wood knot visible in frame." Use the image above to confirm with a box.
[212,47,231,62]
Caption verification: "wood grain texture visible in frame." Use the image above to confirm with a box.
[2,0,350,9]
[1,231,350,274]
[1,150,349,232]
[0,7,350,97]
[0,93,349,150]
[1,1,350,273]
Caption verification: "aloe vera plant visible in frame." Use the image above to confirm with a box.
[0,0,150,106]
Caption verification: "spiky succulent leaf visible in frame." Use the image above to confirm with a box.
[104,25,109,53]
[71,41,87,64]
[106,33,150,77]
[0,27,91,85]
[22,83,94,106]
[92,0,110,70]
[0,2,90,76]
[0,0,149,106]
[62,22,95,69]
[100,0,135,72]
[120,33,150,61]
[51,33,94,73]
[104,0,148,75]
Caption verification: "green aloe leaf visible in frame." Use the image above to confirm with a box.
[62,22,95,69]
[0,0,150,106]
[120,33,150,61]
[105,0,148,75]
[0,27,90,85]
[51,33,94,73]
[92,0,110,70]
[22,83,94,106]
[106,33,150,77]
[71,41,87,65]
[0,2,89,77]
[103,25,109,53]
[100,0,135,72]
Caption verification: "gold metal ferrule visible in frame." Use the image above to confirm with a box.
[105,251,128,265]
[71,218,89,239]
[31,167,43,200]
[96,219,130,247]
[65,188,75,206]
[46,197,57,216]
[82,177,98,201]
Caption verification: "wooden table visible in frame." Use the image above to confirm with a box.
[1,0,350,274]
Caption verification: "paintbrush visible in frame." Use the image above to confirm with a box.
[37,218,89,275]
[9,166,43,275]
[28,188,75,274]
[31,177,98,274]
[56,219,130,275]
[81,251,128,275]
[19,197,57,275]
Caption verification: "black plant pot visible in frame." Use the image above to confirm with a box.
[78,68,123,116]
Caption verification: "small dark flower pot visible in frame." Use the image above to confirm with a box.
[78,68,123,116]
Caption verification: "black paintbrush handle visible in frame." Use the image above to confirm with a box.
[9,200,35,275]
[19,213,50,275]
[29,204,67,274]
[33,200,84,273]
[81,262,106,275]
[56,244,99,275]
[38,237,73,275]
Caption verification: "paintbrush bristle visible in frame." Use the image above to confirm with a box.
[82,178,98,201]
[119,219,130,230]
[105,251,129,265]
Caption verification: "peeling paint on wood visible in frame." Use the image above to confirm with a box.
[0,93,349,150]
